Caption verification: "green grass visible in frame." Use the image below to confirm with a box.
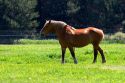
[14,39,58,44]
[0,40,125,83]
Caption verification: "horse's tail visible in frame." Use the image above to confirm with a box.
[100,30,104,39]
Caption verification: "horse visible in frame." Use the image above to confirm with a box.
[40,20,106,64]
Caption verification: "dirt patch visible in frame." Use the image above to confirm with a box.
[102,65,125,70]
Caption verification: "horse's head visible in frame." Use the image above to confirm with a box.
[40,20,53,36]
[40,20,67,36]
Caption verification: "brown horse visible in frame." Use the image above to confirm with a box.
[41,20,106,64]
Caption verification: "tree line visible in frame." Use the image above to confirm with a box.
[0,0,125,33]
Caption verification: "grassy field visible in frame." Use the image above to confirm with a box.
[0,40,125,83]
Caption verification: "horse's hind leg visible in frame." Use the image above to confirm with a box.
[98,46,106,63]
[93,44,106,63]
[61,47,66,64]
[68,47,78,64]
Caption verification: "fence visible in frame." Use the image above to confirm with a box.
[0,29,125,44]
[0,29,57,44]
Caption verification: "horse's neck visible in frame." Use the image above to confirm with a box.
[51,21,67,37]
[52,21,66,32]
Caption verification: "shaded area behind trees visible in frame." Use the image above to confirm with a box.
[0,0,125,43]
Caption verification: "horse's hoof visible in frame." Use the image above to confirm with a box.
[74,62,78,64]
[92,60,97,63]
[102,60,106,63]
[61,61,65,64]
[92,62,96,64]
[74,61,78,64]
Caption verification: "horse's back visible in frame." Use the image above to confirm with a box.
[64,28,90,47]
[74,27,104,38]
[62,26,104,47]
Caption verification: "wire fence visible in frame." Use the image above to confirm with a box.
[0,29,57,44]
[0,29,125,44]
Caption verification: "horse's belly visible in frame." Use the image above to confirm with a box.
[71,41,89,47]
[67,37,90,47]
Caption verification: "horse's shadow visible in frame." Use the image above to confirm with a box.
[47,53,60,59]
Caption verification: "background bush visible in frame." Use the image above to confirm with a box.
[104,32,125,43]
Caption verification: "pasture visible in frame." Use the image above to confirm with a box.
[0,40,125,83]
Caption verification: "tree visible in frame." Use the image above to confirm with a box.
[67,0,87,27]
[0,0,38,43]
[36,0,68,31]
[0,0,38,30]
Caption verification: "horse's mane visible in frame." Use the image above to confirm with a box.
[50,20,77,33]
[48,20,67,29]
[50,20,67,28]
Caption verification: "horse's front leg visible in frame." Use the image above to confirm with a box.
[93,48,98,63]
[68,47,78,64]
[61,47,66,64]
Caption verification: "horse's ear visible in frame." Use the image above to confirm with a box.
[48,20,51,24]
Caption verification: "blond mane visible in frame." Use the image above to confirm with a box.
[50,20,67,28]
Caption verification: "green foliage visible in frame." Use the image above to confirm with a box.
[0,0,39,44]
[104,32,125,43]
[67,0,80,15]
[0,42,125,82]
[0,0,125,33]
[0,0,38,29]
[36,0,125,32]
[111,32,125,40]
[110,32,125,43]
